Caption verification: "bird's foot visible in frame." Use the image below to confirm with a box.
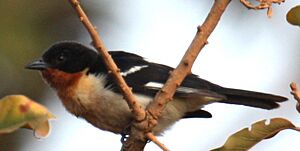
[120,124,131,143]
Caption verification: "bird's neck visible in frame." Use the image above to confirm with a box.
[41,68,84,91]
[41,68,90,116]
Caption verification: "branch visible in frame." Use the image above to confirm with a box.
[122,0,232,150]
[146,133,170,151]
[147,0,232,121]
[68,1,156,150]
[240,0,285,17]
[290,82,300,113]
[68,0,146,121]
[69,0,232,150]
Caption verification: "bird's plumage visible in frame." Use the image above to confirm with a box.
[25,41,288,135]
[89,50,286,110]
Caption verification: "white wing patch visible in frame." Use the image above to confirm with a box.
[145,82,164,89]
[120,65,148,77]
[145,82,198,93]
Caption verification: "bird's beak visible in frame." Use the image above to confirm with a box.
[25,58,49,70]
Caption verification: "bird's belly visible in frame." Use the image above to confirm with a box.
[57,74,187,135]
[60,90,188,135]
[59,91,134,134]
[81,104,133,134]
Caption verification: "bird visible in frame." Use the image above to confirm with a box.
[25,41,287,136]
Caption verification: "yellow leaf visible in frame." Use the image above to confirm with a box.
[26,120,52,138]
[287,5,300,26]
[0,95,55,138]
[211,118,300,151]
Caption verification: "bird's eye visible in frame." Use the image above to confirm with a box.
[57,54,65,62]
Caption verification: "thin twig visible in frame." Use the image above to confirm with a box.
[122,0,232,150]
[290,82,300,113]
[68,1,157,150]
[68,0,146,122]
[240,0,285,17]
[146,133,170,151]
[147,0,232,127]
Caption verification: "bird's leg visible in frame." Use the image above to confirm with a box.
[120,123,132,143]
[121,122,153,144]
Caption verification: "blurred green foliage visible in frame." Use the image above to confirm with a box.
[0,0,116,150]
[0,0,81,99]
[0,1,89,150]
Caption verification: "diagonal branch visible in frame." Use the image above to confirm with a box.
[68,1,158,150]
[69,0,232,150]
[68,0,146,122]
[146,133,170,151]
[147,0,232,121]
[122,0,232,150]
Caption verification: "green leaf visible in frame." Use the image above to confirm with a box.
[287,5,300,26]
[211,118,300,151]
[0,95,55,138]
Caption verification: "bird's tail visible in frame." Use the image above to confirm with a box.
[218,88,287,109]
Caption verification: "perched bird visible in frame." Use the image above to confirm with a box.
[26,41,287,135]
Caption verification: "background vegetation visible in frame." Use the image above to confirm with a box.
[0,1,299,151]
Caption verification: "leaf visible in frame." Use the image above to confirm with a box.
[211,118,300,151]
[286,5,300,26]
[0,95,55,138]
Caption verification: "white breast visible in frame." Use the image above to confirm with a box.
[62,73,188,135]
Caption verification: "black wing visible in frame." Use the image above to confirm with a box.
[100,51,225,99]
[90,51,287,110]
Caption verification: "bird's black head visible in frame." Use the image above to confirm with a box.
[26,41,99,73]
